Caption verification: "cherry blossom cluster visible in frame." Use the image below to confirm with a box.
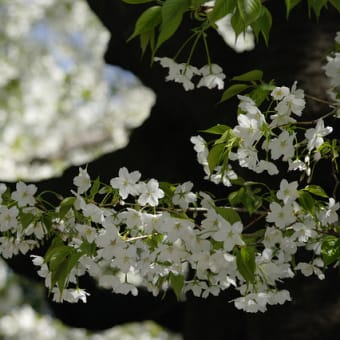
[0,8,339,314]
[0,0,154,181]
[191,81,334,186]
[154,57,226,91]
[0,156,338,313]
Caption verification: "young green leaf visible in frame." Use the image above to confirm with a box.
[249,83,274,106]
[303,185,328,198]
[128,6,162,41]
[251,6,272,45]
[321,236,340,266]
[230,9,246,38]
[330,0,340,12]
[201,124,230,135]
[232,69,263,82]
[169,272,184,300]
[208,0,236,23]
[19,212,35,229]
[298,190,315,212]
[307,0,328,18]
[157,0,191,49]
[89,176,101,199]
[59,196,76,219]
[237,0,262,26]
[216,207,241,224]
[220,84,250,103]
[236,246,256,283]
[207,143,225,173]
[284,0,302,18]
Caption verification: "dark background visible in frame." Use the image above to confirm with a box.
[6,1,340,339]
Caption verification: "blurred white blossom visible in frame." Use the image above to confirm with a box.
[0,0,155,181]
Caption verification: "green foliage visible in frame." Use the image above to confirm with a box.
[232,69,263,82]
[201,124,230,135]
[298,190,315,212]
[228,185,263,215]
[128,6,162,55]
[330,0,340,12]
[19,212,36,229]
[251,6,272,45]
[285,0,340,18]
[45,237,83,294]
[236,246,256,283]
[285,0,302,17]
[207,143,225,173]
[248,82,275,106]
[169,272,184,300]
[89,176,101,200]
[59,196,76,219]
[157,0,191,49]
[216,206,241,224]
[207,0,236,23]
[221,69,268,103]
[321,236,340,266]
[237,0,262,26]
[220,84,250,103]
[307,0,329,17]
[303,185,328,198]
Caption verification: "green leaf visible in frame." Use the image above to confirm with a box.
[157,0,190,49]
[89,176,101,199]
[236,246,256,283]
[307,0,328,17]
[230,9,246,38]
[140,30,156,55]
[220,84,250,103]
[251,6,272,45]
[298,190,315,212]
[303,185,328,198]
[44,236,85,294]
[201,124,230,135]
[321,236,340,266]
[330,0,340,12]
[42,214,52,231]
[237,0,262,26]
[208,0,236,23]
[128,6,162,41]
[232,69,263,82]
[229,187,245,206]
[216,207,241,224]
[284,0,302,17]
[59,197,76,219]
[122,0,155,4]
[228,186,262,215]
[169,272,184,300]
[249,83,274,106]
[207,143,225,173]
[19,212,35,229]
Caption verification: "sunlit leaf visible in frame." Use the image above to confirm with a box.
[232,69,263,82]
[236,246,256,283]
[157,0,190,49]
[169,272,184,300]
[128,6,162,41]
[208,0,236,23]
[237,0,262,26]
[208,143,225,173]
[285,0,302,17]
[220,84,250,103]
